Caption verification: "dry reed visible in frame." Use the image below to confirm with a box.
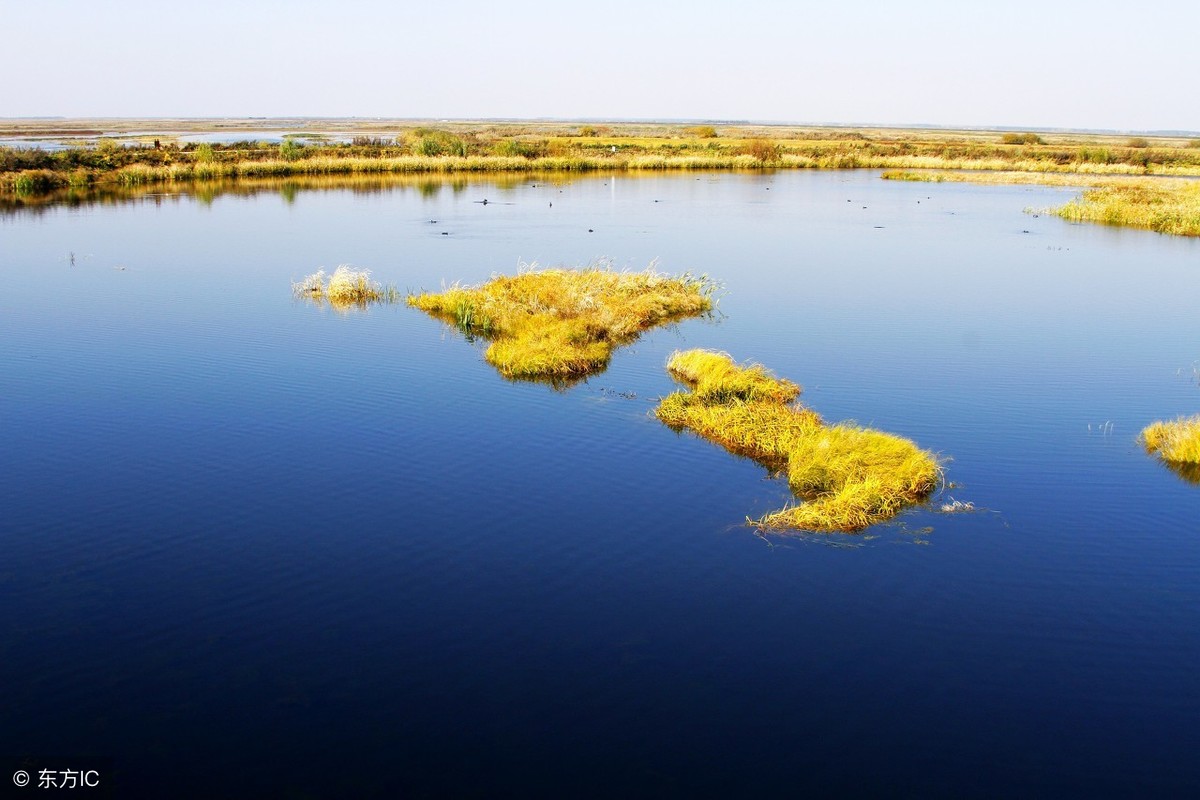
[656,350,941,532]
[293,265,399,311]
[1142,416,1200,464]
[408,265,716,380]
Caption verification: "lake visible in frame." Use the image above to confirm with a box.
[2,170,1198,797]
[0,133,372,152]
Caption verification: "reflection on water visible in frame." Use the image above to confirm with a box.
[292,266,403,315]
[292,289,403,315]
[174,131,346,146]
[0,171,589,216]
[1151,457,1200,484]
[0,137,93,152]
[0,131,349,152]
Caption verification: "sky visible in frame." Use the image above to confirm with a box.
[3,0,1198,132]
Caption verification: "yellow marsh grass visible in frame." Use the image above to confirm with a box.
[95,152,1188,188]
[8,122,1200,199]
[293,265,399,311]
[665,348,800,404]
[656,350,941,532]
[883,170,1200,236]
[1142,416,1200,464]
[879,169,1171,188]
[1053,182,1200,236]
[408,266,715,380]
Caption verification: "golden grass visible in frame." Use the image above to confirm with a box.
[8,121,1200,198]
[656,350,941,532]
[881,169,1190,188]
[407,265,715,380]
[293,265,399,311]
[882,170,1200,237]
[1142,415,1200,464]
[1051,182,1200,236]
[664,348,801,404]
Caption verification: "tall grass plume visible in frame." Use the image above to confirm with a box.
[293,265,399,311]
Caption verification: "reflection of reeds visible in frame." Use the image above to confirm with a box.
[0,172,662,217]
[408,264,716,381]
[293,266,400,312]
[1155,460,1200,485]
[656,350,941,533]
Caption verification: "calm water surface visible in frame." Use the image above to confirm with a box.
[2,171,1199,797]
[0,132,362,151]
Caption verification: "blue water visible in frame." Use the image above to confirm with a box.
[2,171,1199,797]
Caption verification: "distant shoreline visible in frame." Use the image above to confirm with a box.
[3,120,1198,235]
[3,119,1198,188]
[2,117,1198,139]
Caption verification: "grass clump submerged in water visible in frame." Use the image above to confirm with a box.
[1142,416,1200,465]
[656,350,941,532]
[408,265,716,381]
[293,265,400,311]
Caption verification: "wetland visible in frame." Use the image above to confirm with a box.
[2,164,1199,796]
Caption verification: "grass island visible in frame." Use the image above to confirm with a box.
[407,265,716,382]
[656,350,941,532]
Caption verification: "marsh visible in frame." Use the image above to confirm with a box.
[2,169,1198,796]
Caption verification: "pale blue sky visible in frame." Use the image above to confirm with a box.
[3,0,1197,131]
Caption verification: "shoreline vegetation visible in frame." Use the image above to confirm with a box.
[883,169,1200,236]
[407,265,716,384]
[4,122,1199,183]
[6,119,1199,234]
[655,350,941,531]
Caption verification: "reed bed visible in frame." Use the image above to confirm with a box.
[871,157,1153,175]
[656,350,941,532]
[408,265,716,380]
[1142,416,1200,464]
[8,125,1200,197]
[883,170,1200,236]
[664,348,801,404]
[293,266,400,311]
[1051,182,1200,236]
[882,169,1193,189]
